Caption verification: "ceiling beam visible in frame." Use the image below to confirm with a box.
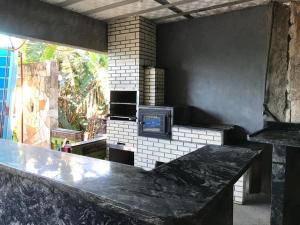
[84,0,140,15]
[154,0,260,22]
[154,0,193,19]
[57,0,84,7]
[0,0,107,52]
[107,0,200,21]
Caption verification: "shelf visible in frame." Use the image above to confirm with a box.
[109,116,137,121]
[110,91,137,104]
[110,102,137,105]
[109,91,137,121]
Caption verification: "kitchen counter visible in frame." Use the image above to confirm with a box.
[70,137,107,159]
[0,140,259,225]
[70,136,106,147]
[248,128,300,147]
[248,122,300,225]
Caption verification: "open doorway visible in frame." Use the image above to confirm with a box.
[0,34,109,153]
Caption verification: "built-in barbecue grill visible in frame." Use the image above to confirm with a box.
[138,106,173,139]
[109,91,137,121]
[138,106,191,139]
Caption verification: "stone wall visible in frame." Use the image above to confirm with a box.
[264,3,290,122]
[265,2,300,123]
[288,1,300,123]
[14,61,58,147]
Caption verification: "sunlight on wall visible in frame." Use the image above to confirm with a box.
[0,34,23,49]
[12,61,59,147]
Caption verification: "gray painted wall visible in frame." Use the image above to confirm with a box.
[0,0,107,52]
[157,5,273,133]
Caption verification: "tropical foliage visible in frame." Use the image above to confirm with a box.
[22,41,108,135]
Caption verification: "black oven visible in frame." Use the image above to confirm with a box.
[138,106,173,139]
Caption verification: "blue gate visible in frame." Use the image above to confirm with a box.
[0,49,17,140]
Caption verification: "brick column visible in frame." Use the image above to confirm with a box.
[144,67,165,106]
[107,16,156,96]
[107,16,156,148]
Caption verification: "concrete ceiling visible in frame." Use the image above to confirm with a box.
[41,0,272,23]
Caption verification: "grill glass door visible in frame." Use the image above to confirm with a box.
[138,107,172,139]
[143,115,162,132]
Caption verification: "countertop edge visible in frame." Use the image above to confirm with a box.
[0,162,163,224]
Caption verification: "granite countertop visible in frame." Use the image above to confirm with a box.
[0,140,259,223]
[107,143,136,152]
[248,128,300,147]
[70,136,106,147]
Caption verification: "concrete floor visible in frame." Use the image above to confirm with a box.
[234,202,270,225]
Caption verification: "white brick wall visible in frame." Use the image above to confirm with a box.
[135,126,223,170]
[108,16,156,103]
[234,176,245,204]
[144,67,165,106]
[107,16,156,148]
[234,169,251,204]
[107,120,138,148]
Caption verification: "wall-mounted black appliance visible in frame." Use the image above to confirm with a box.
[138,106,173,139]
[138,106,191,139]
[109,91,137,121]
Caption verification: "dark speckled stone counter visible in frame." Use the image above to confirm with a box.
[249,129,300,147]
[0,140,259,225]
[249,123,300,225]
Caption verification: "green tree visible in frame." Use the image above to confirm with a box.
[22,41,108,134]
